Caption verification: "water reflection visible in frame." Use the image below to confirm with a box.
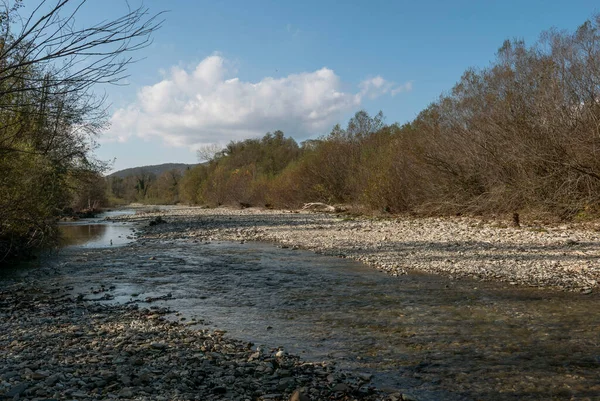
[58,209,136,248]
[60,224,106,246]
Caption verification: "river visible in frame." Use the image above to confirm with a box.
[31,214,600,400]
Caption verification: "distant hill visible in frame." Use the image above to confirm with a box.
[108,163,196,178]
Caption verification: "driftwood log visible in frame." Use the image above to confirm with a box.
[302,202,338,212]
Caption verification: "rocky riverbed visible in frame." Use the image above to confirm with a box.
[122,206,600,293]
[0,281,396,400]
[3,206,600,401]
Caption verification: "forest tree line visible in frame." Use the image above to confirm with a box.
[108,14,600,220]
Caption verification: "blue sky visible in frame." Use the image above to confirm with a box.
[61,1,600,172]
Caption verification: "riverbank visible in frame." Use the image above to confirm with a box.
[1,208,405,400]
[123,206,600,293]
[3,207,600,400]
[0,279,392,401]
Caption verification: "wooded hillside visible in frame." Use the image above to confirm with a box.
[109,163,196,179]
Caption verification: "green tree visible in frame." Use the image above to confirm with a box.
[179,165,209,204]
[0,1,162,262]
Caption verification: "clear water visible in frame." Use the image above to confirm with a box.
[58,209,137,248]
[51,239,600,401]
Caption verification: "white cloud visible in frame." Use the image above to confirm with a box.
[106,55,408,147]
[359,76,413,99]
[391,81,413,96]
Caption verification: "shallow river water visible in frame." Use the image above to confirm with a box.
[57,209,138,248]
[45,232,600,401]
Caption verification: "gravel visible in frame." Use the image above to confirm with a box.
[123,206,600,293]
[0,283,397,400]
[4,206,599,400]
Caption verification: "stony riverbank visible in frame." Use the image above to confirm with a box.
[0,281,397,401]
[3,207,600,400]
[119,206,600,293]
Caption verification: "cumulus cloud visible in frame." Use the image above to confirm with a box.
[106,55,408,147]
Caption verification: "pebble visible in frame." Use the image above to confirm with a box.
[289,389,310,401]
[5,382,29,397]
[9,206,598,401]
[128,207,600,292]
[0,285,389,400]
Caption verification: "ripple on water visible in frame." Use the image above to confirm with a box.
[53,240,600,401]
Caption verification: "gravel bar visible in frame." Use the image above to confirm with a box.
[128,206,600,293]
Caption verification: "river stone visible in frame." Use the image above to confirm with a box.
[32,371,49,380]
[357,372,373,382]
[118,387,133,397]
[119,374,131,385]
[332,383,350,392]
[6,382,30,397]
[131,357,144,366]
[98,370,116,380]
[289,389,310,401]
[277,377,295,390]
[212,386,227,394]
[1,371,19,380]
[44,373,61,386]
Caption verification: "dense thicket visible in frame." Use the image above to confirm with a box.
[409,16,600,217]
[108,15,600,220]
[0,1,160,262]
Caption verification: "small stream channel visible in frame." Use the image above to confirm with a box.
[21,214,600,400]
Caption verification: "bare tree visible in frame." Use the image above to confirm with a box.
[196,143,223,163]
[0,0,164,159]
[0,0,163,262]
[0,0,163,97]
